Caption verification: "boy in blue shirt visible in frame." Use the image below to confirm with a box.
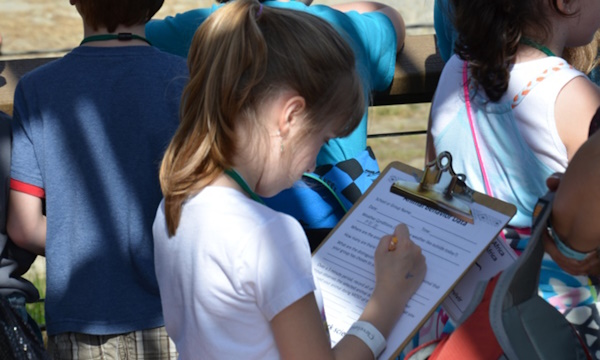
[7,0,188,358]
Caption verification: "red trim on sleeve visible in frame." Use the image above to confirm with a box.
[10,179,45,198]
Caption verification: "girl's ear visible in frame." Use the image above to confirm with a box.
[278,95,306,138]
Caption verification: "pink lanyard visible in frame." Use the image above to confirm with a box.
[463,62,514,242]
[463,61,494,197]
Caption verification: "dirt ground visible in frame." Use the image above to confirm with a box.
[0,0,434,60]
[0,0,210,59]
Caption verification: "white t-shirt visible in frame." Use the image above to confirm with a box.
[153,186,318,359]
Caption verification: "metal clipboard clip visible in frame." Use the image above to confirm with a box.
[390,151,475,224]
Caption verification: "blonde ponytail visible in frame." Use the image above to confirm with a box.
[160,0,364,236]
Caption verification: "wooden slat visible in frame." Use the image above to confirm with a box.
[0,34,444,116]
[372,34,444,106]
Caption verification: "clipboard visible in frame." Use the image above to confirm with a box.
[390,151,475,224]
[311,152,516,359]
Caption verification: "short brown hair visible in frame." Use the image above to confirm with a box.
[77,0,163,32]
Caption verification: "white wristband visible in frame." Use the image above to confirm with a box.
[346,320,386,358]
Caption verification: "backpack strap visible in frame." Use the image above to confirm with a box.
[490,192,593,359]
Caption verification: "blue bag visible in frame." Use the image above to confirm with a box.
[263,147,380,250]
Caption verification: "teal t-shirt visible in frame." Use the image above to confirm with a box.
[146,1,398,166]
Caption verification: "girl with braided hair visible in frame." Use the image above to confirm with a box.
[427,0,600,354]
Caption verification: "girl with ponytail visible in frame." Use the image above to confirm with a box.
[153,1,426,358]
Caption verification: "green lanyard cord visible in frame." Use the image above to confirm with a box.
[224,169,348,212]
[302,172,348,213]
[519,37,556,57]
[224,169,265,205]
[80,33,152,46]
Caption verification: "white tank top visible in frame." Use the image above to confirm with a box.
[430,55,585,226]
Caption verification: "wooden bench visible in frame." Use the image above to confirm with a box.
[0,34,443,116]
[373,34,444,106]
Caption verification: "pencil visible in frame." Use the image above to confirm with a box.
[388,236,398,251]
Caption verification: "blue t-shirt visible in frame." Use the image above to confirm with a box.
[146,1,398,166]
[433,0,457,63]
[11,46,188,335]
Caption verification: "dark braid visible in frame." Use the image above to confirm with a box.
[451,0,561,102]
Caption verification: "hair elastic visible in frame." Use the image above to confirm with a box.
[256,3,263,17]
[547,219,588,261]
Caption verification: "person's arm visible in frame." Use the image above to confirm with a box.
[145,8,214,58]
[543,235,600,276]
[271,224,426,359]
[7,190,46,256]
[555,77,600,160]
[433,0,456,62]
[272,292,375,360]
[551,128,600,254]
[543,127,600,275]
[329,2,405,52]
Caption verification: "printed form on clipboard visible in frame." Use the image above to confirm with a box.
[311,152,517,359]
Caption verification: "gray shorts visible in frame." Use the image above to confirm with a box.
[47,326,177,360]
